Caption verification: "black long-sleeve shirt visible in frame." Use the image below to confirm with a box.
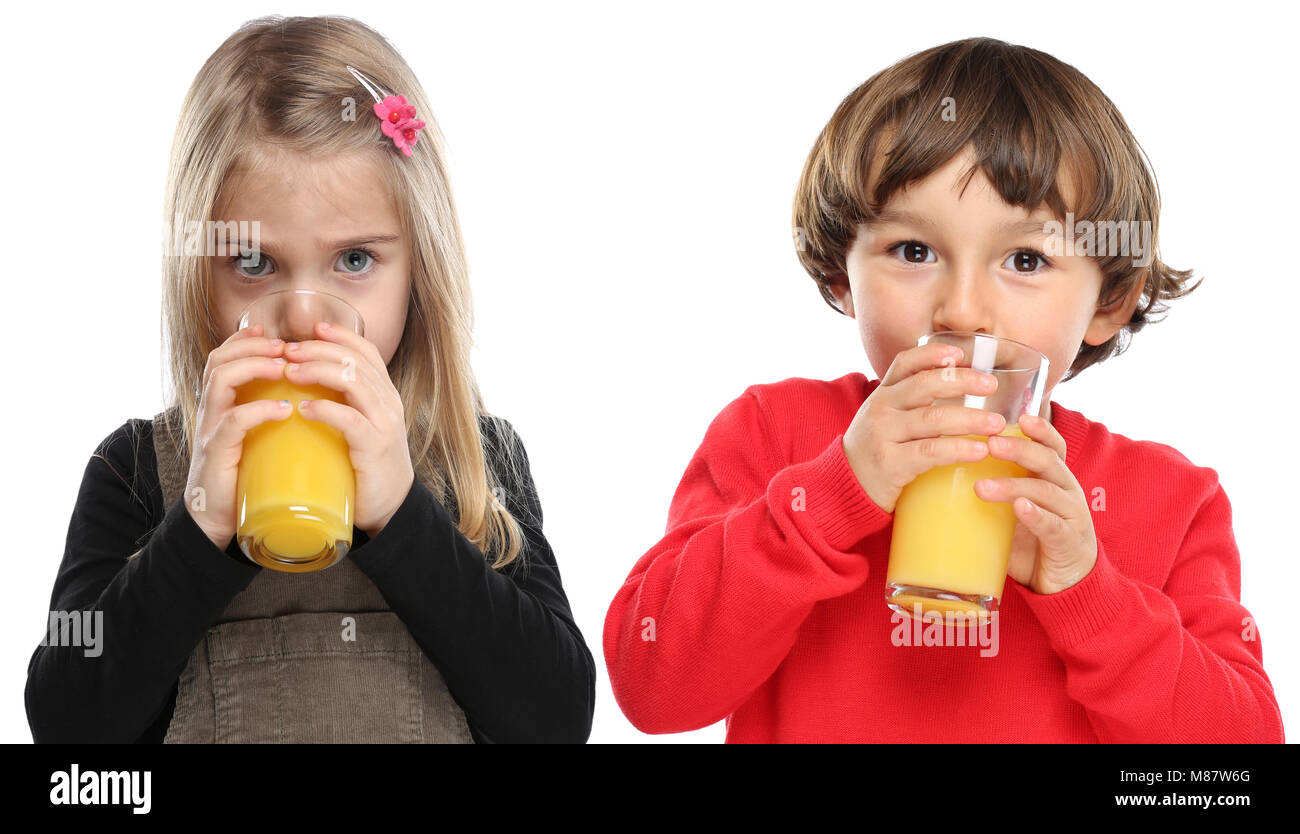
[26,414,595,743]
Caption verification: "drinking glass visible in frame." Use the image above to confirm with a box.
[233,289,364,572]
[885,331,1050,620]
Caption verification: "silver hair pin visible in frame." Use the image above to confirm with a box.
[346,65,390,105]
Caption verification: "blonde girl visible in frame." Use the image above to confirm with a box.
[27,14,594,743]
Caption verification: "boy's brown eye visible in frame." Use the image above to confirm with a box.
[898,242,933,263]
[1009,251,1044,272]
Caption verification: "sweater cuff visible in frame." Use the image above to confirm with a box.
[349,476,434,580]
[769,432,893,552]
[161,494,262,581]
[1017,539,1130,650]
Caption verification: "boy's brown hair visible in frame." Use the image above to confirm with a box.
[792,37,1200,381]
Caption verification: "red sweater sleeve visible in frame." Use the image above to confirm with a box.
[603,389,892,734]
[1018,481,1284,743]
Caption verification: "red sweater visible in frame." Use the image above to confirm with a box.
[604,373,1284,742]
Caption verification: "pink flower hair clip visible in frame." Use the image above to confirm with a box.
[346,65,426,157]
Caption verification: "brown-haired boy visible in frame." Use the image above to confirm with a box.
[604,37,1282,742]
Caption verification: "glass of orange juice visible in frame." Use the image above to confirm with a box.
[885,331,1050,621]
[232,289,365,572]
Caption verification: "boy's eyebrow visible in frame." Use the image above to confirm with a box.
[247,233,401,252]
[868,209,1052,237]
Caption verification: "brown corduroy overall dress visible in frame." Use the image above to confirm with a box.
[147,406,473,743]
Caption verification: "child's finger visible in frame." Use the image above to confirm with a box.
[1016,413,1067,461]
[987,430,1075,496]
[296,397,373,450]
[210,398,293,464]
[314,320,386,373]
[284,358,386,424]
[879,341,962,388]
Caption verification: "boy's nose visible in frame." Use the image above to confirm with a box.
[931,312,1002,344]
[931,271,997,336]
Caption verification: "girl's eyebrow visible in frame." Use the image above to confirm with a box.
[253,233,401,252]
[868,209,1051,236]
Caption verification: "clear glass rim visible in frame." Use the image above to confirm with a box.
[918,330,1049,374]
[235,288,364,336]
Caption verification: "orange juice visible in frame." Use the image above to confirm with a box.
[886,424,1028,620]
[233,377,355,572]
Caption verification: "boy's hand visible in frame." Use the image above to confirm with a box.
[843,341,1006,514]
[974,413,1097,595]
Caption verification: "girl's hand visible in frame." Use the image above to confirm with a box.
[187,323,293,551]
[282,321,414,538]
[974,413,1098,595]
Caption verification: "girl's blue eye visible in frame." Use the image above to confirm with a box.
[232,251,273,279]
[227,247,380,282]
[1003,249,1051,274]
[336,248,376,275]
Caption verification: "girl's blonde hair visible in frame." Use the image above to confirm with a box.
[160,14,527,567]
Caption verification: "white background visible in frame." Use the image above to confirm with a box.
[2,0,1295,744]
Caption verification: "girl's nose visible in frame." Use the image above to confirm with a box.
[280,289,328,341]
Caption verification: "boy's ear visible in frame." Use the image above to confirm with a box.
[1085,269,1146,345]
[825,272,855,318]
